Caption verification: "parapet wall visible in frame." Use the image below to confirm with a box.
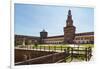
[15,49,56,63]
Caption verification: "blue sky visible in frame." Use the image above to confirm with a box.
[15,3,94,36]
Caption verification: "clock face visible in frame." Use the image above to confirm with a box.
[67,22,70,26]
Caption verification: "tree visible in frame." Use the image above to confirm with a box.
[34,40,38,47]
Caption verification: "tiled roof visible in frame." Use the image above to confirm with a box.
[15,32,94,39]
[75,32,94,36]
[15,34,40,39]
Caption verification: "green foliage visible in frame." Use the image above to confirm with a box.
[80,44,94,48]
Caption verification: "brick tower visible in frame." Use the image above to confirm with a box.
[64,10,76,44]
[40,29,48,43]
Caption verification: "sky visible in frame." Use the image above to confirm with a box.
[15,3,94,37]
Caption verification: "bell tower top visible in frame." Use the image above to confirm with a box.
[68,10,71,15]
[66,10,73,27]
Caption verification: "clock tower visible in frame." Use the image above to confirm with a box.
[64,10,76,44]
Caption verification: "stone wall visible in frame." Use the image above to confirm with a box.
[15,49,55,63]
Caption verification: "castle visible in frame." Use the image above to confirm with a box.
[15,10,94,46]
